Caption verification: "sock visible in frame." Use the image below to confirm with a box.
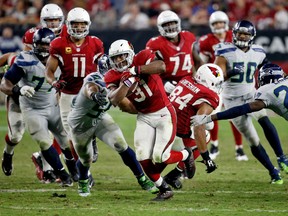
[210,120,218,141]
[4,134,17,154]
[250,144,275,172]
[210,140,218,147]
[41,146,64,171]
[119,146,143,177]
[258,116,283,157]
[140,159,161,182]
[76,159,89,180]
[61,148,74,160]
[40,152,53,172]
[235,145,244,150]
[230,122,242,146]
[164,150,187,164]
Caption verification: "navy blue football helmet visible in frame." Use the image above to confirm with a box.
[232,20,256,48]
[33,27,55,58]
[258,63,284,87]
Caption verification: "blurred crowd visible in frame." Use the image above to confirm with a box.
[0,0,288,31]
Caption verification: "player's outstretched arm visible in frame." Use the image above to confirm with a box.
[191,101,266,126]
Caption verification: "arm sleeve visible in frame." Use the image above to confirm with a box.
[4,64,25,84]
[216,103,253,120]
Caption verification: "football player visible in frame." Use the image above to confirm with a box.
[68,72,158,196]
[197,20,284,184]
[105,39,195,201]
[198,11,245,161]
[0,28,77,186]
[146,9,204,183]
[146,10,203,94]
[191,63,288,176]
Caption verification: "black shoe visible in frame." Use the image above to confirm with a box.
[209,144,219,160]
[42,170,57,183]
[2,151,13,176]
[92,139,98,163]
[152,180,174,201]
[65,159,79,182]
[57,169,73,187]
[183,147,196,179]
[163,168,182,189]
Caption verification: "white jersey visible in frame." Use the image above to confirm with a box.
[255,78,288,120]
[15,51,61,110]
[215,42,266,98]
[68,72,111,132]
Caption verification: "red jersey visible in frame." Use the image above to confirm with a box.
[169,76,219,137]
[198,30,233,63]
[146,31,197,83]
[105,49,171,113]
[50,35,104,94]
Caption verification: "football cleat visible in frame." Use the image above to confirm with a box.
[2,151,13,176]
[183,147,196,179]
[163,169,183,189]
[31,152,43,180]
[78,179,91,197]
[137,175,159,194]
[42,170,57,184]
[152,180,174,201]
[209,144,219,160]
[235,148,249,161]
[57,169,73,187]
[270,168,283,185]
[277,155,288,174]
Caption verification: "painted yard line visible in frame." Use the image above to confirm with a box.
[3,206,288,213]
[0,188,67,193]
[0,188,286,195]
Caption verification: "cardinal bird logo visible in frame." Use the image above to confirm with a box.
[208,66,220,77]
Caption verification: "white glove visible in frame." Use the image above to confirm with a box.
[20,86,35,98]
[164,81,176,94]
[190,114,212,126]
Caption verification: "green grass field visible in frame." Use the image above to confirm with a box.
[0,106,287,216]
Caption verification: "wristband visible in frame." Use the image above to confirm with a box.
[12,85,21,96]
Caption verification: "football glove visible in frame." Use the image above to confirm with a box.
[164,81,177,94]
[201,159,217,173]
[52,80,67,92]
[190,114,212,126]
[200,151,217,173]
[90,87,108,106]
[98,54,110,75]
[12,85,35,98]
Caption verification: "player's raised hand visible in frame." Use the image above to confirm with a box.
[190,114,212,126]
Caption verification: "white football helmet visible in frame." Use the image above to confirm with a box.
[157,10,181,38]
[108,39,135,72]
[40,4,64,34]
[195,63,224,94]
[209,11,229,34]
[66,7,91,39]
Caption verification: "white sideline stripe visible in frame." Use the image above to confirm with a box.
[5,206,288,213]
[0,188,67,193]
[1,189,286,195]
